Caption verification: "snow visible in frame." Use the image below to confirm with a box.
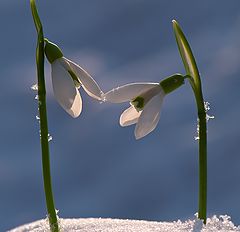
[8,215,240,232]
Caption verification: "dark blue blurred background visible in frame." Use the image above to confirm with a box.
[0,1,240,231]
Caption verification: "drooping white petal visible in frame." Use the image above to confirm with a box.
[104,83,159,103]
[134,92,165,139]
[64,57,103,100]
[52,59,82,118]
[68,90,82,118]
[120,105,141,127]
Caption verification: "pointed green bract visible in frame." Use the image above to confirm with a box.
[30,0,42,33]
[172,20,205,111]
[172,20,200,89]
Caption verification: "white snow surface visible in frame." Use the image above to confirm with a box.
[9,215,240,232]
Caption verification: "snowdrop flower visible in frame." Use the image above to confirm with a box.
[104,74,185,139]
[44,39,103,118]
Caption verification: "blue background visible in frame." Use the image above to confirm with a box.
[0,1,240,231]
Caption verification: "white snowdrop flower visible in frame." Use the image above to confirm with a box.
[104,74,185,139]
[44,39,103,118]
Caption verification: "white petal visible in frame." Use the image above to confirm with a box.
[104,83,159,103]
[68,91,82,118]
[64,57,103,100]
[120,105,141,127]
[134,92,165,139]
[52,59,82,118]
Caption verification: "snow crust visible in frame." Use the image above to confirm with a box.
[9,215,240,232]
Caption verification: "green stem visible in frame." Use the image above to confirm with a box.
[198,110,207,223]
[30,0,59,231]
[172,20,207,223]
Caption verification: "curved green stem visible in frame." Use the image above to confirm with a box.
[172,20,207,223]
[30,0,59,231]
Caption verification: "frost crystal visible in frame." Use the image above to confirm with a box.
[204,101,215,122]
[195,101,214,140]
[194,118,200,140]
[102,96,107,102]
[48,133,53,142]
[31,83,38,91]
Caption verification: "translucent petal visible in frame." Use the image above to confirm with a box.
[120,105,141,127]
[52,60,82,118]
[104,83,159,103]
[134,92,165,139]
[68,91,82,118]
[64,57,103,100]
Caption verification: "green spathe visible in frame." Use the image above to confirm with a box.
[160,74,185,94]
[44,39,63,63]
